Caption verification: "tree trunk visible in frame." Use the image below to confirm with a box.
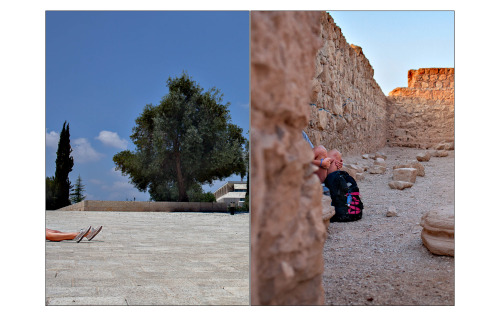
[175,150,188,202]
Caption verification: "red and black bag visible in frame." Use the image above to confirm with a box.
[324,170,363,222]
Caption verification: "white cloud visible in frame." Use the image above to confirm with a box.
[96,130,128,150]
[71,138,104,163]
[46,130,59,149]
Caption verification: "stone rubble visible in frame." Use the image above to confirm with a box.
[430,150,449,157]
[416,151,431,162]
[374,157,387,168]
[433,141,454,151]
[394,160,425,177]
[386,205,398,217]
[368,165,387,174]
[388,180,414,190]
[393,168,418,183]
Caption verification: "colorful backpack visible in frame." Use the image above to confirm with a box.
[324,170,363,222]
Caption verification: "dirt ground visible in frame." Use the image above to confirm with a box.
[323,146,454,306]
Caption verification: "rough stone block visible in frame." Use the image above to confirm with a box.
[431,150,449,157]
[394,160,425,177]
[357,161,370,171]
[393,168,417,183]
[374,158,387,167]
[386,206,398,217]
[388,181,413,190]
[344,163,364,174]
[375,152,387,160]
[368,165,386,174]
[322,195,335,230]
[416,151,431,162]
[434,141,454,151]
[420,207,454,256]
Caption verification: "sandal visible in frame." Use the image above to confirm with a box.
[86,226,103,241]
[73,226,91,243]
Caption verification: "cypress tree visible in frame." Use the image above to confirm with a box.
[70,174,86,204]
[46,176,57,210]
[54,121,74,209]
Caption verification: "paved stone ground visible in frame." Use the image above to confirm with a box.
[46,211,249,306]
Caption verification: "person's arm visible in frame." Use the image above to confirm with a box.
[312,157,332,169]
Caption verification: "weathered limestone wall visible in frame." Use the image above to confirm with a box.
[305,12,388,156]
[56,200,228,212]
[387,68,455,148]
[251,11,326,305]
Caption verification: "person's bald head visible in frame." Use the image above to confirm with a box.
[328,149,342,161]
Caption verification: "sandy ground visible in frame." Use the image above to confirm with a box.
[323,146,454,306]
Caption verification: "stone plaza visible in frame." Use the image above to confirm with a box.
[46,210,249,305]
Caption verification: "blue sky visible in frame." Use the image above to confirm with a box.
[328,11,454,95]
[45,11,249,201]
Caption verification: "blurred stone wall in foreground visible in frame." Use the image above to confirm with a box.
[250,11,326,306]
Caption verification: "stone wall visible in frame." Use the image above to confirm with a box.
[305,12,388,156]
[251,11,326,305]
[387,68,455,148]
[56,200,228,212]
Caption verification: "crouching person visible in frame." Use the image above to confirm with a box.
[324,150,363,222]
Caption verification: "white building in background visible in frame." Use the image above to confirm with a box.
[214,181,247,207]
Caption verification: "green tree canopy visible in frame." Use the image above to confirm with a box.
[113,73,247,202]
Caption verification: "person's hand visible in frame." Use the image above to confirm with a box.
[321,157,332,169]
[334,159,343,170]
